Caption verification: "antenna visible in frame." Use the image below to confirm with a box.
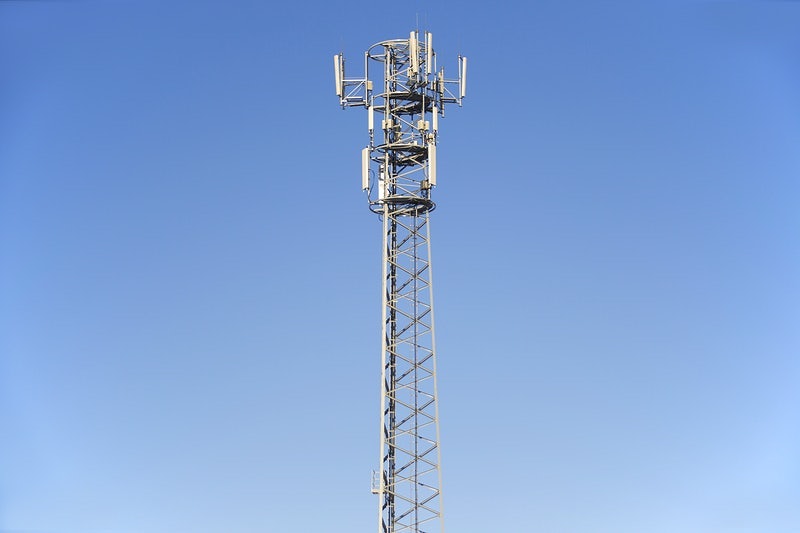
[459,55,467,99]
[409,31,419,76]
[428,143,437,187]
[334,31,467,533]
[361,147,370,190]
[334,54,343,96]
[426,32,433,76]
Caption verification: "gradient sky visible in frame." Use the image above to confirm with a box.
[1,1,799,532]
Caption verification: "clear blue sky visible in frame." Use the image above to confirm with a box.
[1,1,799,532]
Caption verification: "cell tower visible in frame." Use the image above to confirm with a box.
[334,31,466,533]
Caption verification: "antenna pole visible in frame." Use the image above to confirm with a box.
[335,30,466,533]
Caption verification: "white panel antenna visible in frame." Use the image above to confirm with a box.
[362,147,370,190]
[378,168,385,200]
[459,55,467,99]
[409,31,419,76]
[428,143,437,186]
[334,54,343,96]
[426,32,433,76]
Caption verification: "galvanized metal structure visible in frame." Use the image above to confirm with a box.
[334,31,466,533]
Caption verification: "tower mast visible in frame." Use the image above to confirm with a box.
[335,31,466,533]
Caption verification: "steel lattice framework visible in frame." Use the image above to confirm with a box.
[335,30,465,533]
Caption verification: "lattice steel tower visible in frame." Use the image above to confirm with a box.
[334,31,466,533]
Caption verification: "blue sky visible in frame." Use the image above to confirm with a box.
[1,1,799,532]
